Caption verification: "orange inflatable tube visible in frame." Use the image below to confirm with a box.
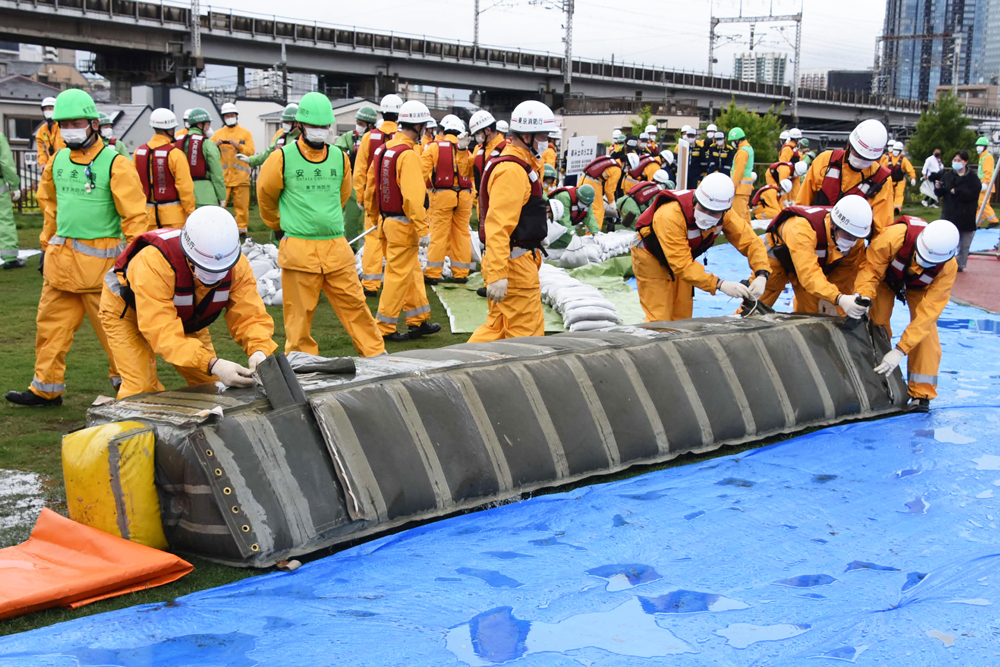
[0,509,192,620]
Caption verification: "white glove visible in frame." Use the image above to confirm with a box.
[874,348,904,376]
[219,199,227,207]
[748,275,767,299]
[457,133,472,150]
[910,178,917,187]
[248,351,268,373]
[984,182,990,193]
[419,234,430,248]
[237,154,250,163]
[10,189,21,202]
[718,280,752,300]
[486,278,509,303]
[837,294,870,319]
[357,200,365,210]
[209,358,255,388]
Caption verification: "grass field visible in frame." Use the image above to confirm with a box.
[0,200,939,635]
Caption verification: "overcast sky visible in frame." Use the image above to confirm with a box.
[197,0,886,82]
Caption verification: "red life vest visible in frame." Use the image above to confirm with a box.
[473,138,510,190]
[766,205,834,276]
[885,215,946,301]
[887,156,907,182]
[583,155,619,181]
[768,161,795,183]
[628,154,657,180]
[134,142,181,203]
[627,181,663,208]
[751,184,780,207]
[368,129,393,154]
[813,149,891,207]
[548,186,588,224]
[477,154,547,249]
[176,134,208,180]
[374,143,412,217]
[112,228,233,334]
[432,141,473,190]
[635,190,720,272]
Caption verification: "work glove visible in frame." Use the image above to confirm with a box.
[486,278,509,303]
[837,293,870,319]
[748,275,767,299]
[248,351,268,373]
[984,182,990,193]
[37,250,44,275]
[10,189,21,202]
[457,133,472,150]
[910,178,917,187]
[357,200,365,211]
[717,280,751,300]
[237,154,250,163]
[419,234,430,248]
[219,199,227,207]
[874,348,905,376]
[209,358,255,388]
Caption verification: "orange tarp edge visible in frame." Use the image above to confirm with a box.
[0,508,193,620]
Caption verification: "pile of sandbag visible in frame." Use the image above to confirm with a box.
[545,229,637,269]
[538,263,620,332]
[242,239,283,306]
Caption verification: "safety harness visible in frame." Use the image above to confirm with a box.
[635,189,721,277]
[478,154,547,250]
[884,216,945,302]
[765,205,835,277]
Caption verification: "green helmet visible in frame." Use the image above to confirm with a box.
[543,163,557,179]
[53,89,99,121]
[281,103,299,123]
[798,138,810,149]
[356,105,378,124]
[187,107,212,125]
[577,183,596,206]
[295,92,334,126]
[98,112,113,127]
[977,136,989,147]
[727,127,745,142]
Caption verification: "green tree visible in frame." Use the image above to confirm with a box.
[907,93,978,165]
[714,100,786,176]
[629,105,653,136]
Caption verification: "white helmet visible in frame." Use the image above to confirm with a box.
[695,172,735,211]
[220,102,238,116]
[892,140,904,152]
[509,100,556,133]
[549,198,565,221]
[150,108,178,130]
[41,96,57,108]
[612,129,623,140]
[379,94,403,113]
[706,123,718,133]
[915,219,959,265]
[714,131,725,139]
[780,179,793,194]
[779,130,790,141]
[661,149,675,166]
[849,119,888,160]
[627,153,641,170]
[182,109,192,127]
[653,169,672,186]
[469,110,496,135]
[496,120,509,134]
[548,128,562,139]
[794,161,808,177]
[789,128,802,140]
[644,124,657,136]
[441,115,465,133]
[425,117,437,129]
[830,194,873,238]
[180,206,241,273]
[398,100,433,125]
[639,132,650,141]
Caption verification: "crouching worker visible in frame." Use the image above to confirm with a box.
[632,172,770,322]
[855,217,959,413]
[99,207,278,399]
[758,195,872,315]
[548,183,599,244]
[615,170,672,229]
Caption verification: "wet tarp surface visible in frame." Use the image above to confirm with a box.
[3,242,1000,665]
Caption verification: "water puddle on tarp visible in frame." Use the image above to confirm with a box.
[3,240,1000,665]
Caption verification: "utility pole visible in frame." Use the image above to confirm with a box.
[563,0,573,97]
[281,43,288,104]
[474,0,480,51]
[951,34,962,97]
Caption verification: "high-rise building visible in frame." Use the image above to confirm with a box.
[733,52,787,85]
[799,69,874,94]
[982,0,1000,85]
[882,0,987,101]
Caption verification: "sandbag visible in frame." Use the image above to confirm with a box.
[567,319,618,331]
[562,306,621,327]
[62,422,167,549]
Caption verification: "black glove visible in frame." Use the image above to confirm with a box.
[37,250,44,275]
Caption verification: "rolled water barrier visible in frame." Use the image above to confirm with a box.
[86,315,906,566]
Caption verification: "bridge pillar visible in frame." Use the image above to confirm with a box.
[94,50,195,103]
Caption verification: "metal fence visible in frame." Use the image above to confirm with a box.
[9,148,41,213]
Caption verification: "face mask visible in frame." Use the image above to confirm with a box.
[304,127,330,144]
[194,266,227,286]
[933,153,941,160]
[693,209,720,230]
[716,139,724,146]
[535,140,549,155]
[224,117,237,127]
[356,124,366,135]
[205,127,214,139]
[61,127,91,149]
[474,132,485,144]
[282,123,292,132]
[952,161,965,171]
[43,110,53,120]
[977,146,986,155]
[835,234,856,254]
[100,128,114,140]
[892,150,901,156]
[848,154,874,170]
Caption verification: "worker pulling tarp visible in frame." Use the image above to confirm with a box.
[84,312,906,567]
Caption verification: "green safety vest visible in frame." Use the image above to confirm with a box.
[739,142,755,179]
[52,146,123,239]
[278,142,345,240]
[979,154,989,180]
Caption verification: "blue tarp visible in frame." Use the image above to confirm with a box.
[3,239,999,666]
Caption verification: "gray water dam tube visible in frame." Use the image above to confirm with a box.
[88,315,907,567]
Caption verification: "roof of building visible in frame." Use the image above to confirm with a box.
[0,75,60,101]
[97,104,150,137]
[0,60,42,78]
[257,97,375,121]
